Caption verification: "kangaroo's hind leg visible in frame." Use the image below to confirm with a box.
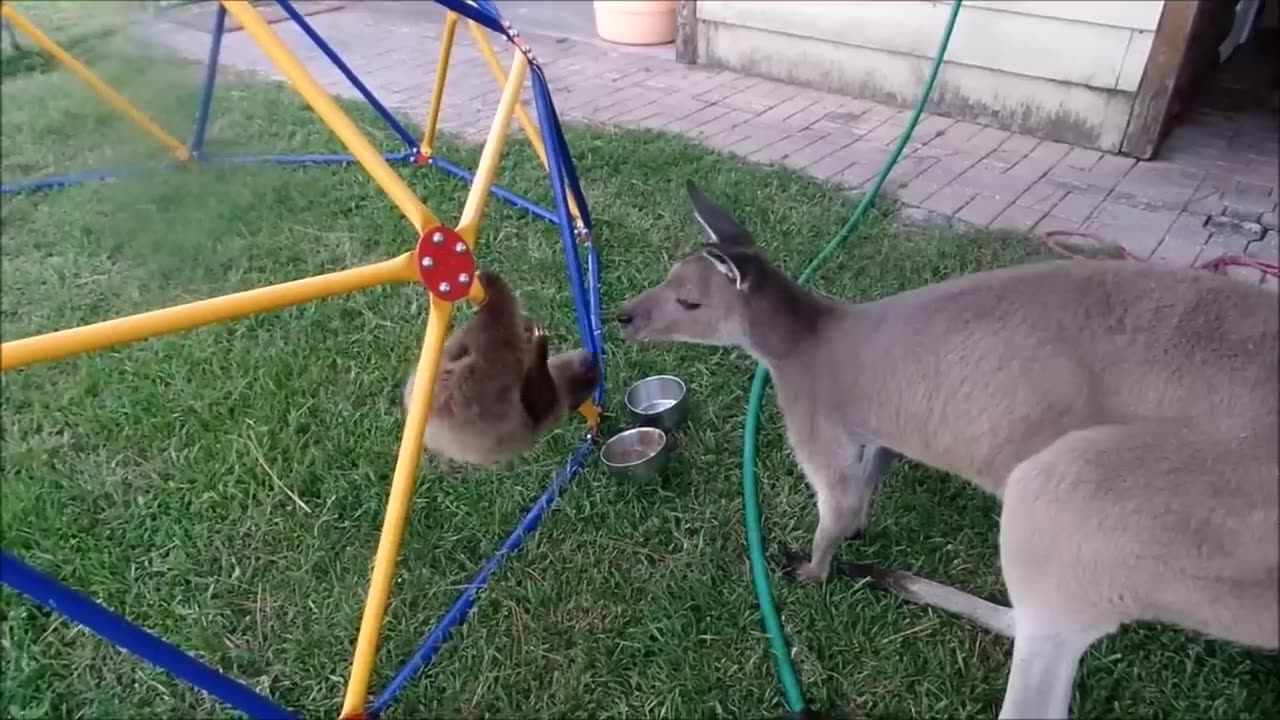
[999,422,1279,717]
[998,621,1104,719]
[992,421,1262,719]
[996,434,1126,719]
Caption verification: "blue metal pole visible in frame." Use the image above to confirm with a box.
[585,242,605,407]
[472,0,504,21]
[0,550,295,720]
[0,151,416,195]
[1,166,149,195]
[365,439,596,717]
[531,70,595,359]
[534,66,605,401]
[189,3,227,158]
[428,155,560,225]
[533,66,605,399]
[543,91,594,231]
[433,0,510,37]
[273,0,420,152]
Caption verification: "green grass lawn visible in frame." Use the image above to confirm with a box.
[2,7,1277,718]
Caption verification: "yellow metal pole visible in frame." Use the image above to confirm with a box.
[455,51,527,241]
[458,42,598,427]
[464,21,582,225]
[339,295,452,718]
[0,253,419,372]
[219,1,439,235]
[0,4,190,162]
[454,51,529,306]
[419,10,459,158]
[466,22,546,168]
[338,59,534,712]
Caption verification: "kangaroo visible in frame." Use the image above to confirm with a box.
[402,269,599,466]
[615,181,1279,719]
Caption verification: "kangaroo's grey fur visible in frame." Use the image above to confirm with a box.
[615,181,1279,718]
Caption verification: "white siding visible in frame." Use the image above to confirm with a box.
[697,1,1161,92]
[963,1,1163,31]
[693,0,1169,152]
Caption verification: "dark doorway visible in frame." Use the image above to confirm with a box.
[1173,0,1278,119]
[1155,0,1277,191]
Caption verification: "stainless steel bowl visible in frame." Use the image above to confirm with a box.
[600,427,672,482]
[624,374,689,433]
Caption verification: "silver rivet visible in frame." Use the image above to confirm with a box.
[438,282,451,294]
[420,257,434,268]
[458,272,470,284]
[454,241,467,253]
[432,231,445,244]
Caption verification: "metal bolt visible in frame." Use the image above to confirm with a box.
[458,272,470,284]
[438,282,451,294]
[421,256,434,268]
[454,241,467,253]
[432,231,445,244]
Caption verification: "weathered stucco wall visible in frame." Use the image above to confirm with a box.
[690,1,1165,152]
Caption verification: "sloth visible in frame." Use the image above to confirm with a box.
[401,270,599,466]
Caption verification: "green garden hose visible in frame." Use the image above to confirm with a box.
[740,2,964,714]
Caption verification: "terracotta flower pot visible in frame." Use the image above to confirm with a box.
[593,0,677,46]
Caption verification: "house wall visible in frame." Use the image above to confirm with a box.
[689,1,1167,153]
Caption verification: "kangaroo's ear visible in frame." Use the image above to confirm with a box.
[701,246,757,291]
[686,180,755,249]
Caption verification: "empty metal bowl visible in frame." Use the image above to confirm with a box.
[601,427,672,482]
[624,374,689,432]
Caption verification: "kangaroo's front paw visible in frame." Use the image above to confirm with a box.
[780,549,829,585]
[794,562,830,585]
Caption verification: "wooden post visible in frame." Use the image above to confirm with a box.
[1121,0,1204,159]
[675,0,697,64]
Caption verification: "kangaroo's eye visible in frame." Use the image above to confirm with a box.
[676,298,702,311]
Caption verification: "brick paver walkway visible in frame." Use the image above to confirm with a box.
[145,4,1278,288]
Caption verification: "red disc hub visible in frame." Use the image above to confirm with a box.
[415,225,476,302]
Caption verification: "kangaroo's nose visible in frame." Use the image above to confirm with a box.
[615,311,634,326]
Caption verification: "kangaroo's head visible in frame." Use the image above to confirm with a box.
[616,181,768,347]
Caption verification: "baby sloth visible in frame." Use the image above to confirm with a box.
[401,270,599,466]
